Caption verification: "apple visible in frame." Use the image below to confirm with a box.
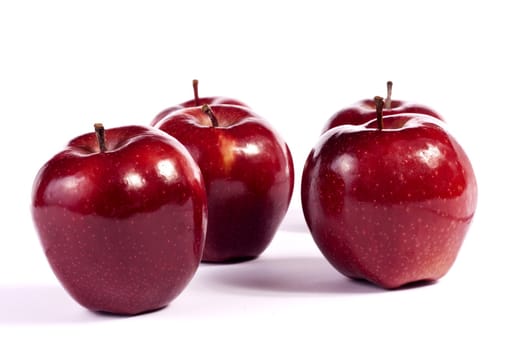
[31,124,208,315]
[156,104,294,262]
[151,79,249,126]
[301,97,477,289]
[321,81,444,133]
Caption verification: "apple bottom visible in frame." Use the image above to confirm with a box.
[309,203,472,289]
[201,181,288,263]
[34,204,202,315]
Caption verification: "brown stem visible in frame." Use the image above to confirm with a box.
[385,81,393,109]
[94,123,107,152]
[201,104,219,127]
[374,96,384,131]
[192,79,200,106]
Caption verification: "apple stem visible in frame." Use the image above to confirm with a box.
[193,79,200,106]
[385,81,393,109]
[374,96,384,131]
[201,104,219,127]
[94,123,107,153]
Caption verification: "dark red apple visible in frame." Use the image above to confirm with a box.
[31,124,207,315]
[322,81,443,133]
[302,97,477,289]
[151,79,249,126]
[156,104,294,263]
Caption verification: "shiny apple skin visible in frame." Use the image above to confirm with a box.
[322,99,444,133]
[302,114,477,289]
[157,105,294,263]
[151,97,248,126]
[31,125,207,315]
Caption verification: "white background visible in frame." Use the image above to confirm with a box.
[1,1,523,349]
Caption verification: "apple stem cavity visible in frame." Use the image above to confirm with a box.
[385,81,393,109]
[374,96,385,131]
[94,123,107,153]
[193,79,200,106]
[201,104,219,127]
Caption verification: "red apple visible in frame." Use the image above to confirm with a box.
[322,81,443,133]
[302,97,477,289]
[31,124,208,315]
[156,104,294,263]
[151,79,249,126]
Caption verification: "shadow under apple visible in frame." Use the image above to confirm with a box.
[202,256,387,295]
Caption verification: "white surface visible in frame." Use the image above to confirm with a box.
[1,1,523,349]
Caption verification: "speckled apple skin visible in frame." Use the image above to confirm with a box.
[157,105,294,263]
[322,99,444,133]
[31,126,207,315]
[302,115,477,289]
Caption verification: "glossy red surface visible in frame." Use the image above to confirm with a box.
[322,99,444,133]
[151,96,248,126]
[157,105,294,262]
[31,125,207,315]
[302,115,477,289]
